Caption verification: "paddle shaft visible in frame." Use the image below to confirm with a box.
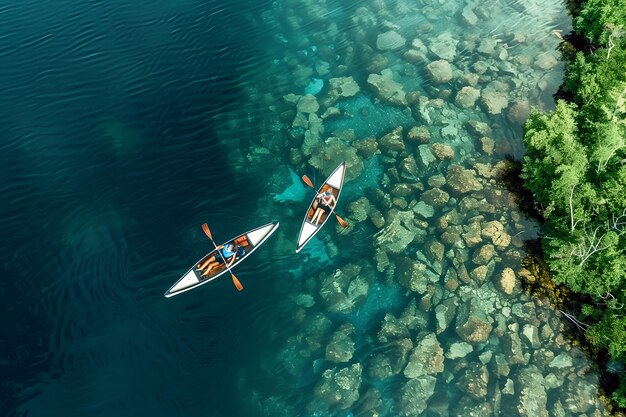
[202,223,243,291]
[210,240,235,272]
[302,175,348,228]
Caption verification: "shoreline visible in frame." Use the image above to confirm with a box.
[503,155,626,415]
[519,0,626,410]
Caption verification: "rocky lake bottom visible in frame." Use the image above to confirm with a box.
[213,0,615,415]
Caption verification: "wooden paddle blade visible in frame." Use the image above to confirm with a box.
[335,214,349,228]
[202,223,213,240]
[302,175,315,189]
[231,274,244,291]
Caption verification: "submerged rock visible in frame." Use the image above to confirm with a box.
[367,71,408,107]
[407,125,430,144]
[325,324,356,363]
[354,388,384,417]
[446,341,473,359]
[462,222,482,247]
[376,30,406,51]
[403,38,428,64]
[549,352,573,369]
[399,155,419,180]
[499,267,516,295]
[400,298,429,332]
[318,263,371,313]
[320,106,341,120]
[492,354,511,377]
[435,297,458,334]
[396,257,440,294]
[413,201,435,219]
[417,144,437,169]
[477,37,498,57]
[465,120,492,138]
[296,94,320,114]
[426,60,453,83]
[424,238,445,264]
[440,125,458,141]
[460,5,478,26]
[378,313,410,343]
[308,137,363,181]
[347,196,371,223]
[455,86,480,108]
[404,333,444,378]
[374,210,417,253]
[481,220,511,248]
[533,348,555,369]
[562,378,598,414]
[534,52,558,70]
[507,99,530,125]
[455,296,493,344]
[502,331,526,365]
[514,366,548,417]
[323,76,360,107]
[403,48,425,64]
[367,338,413,380]
[352,137,379,159]
[453,396,493,416]
[470,265,490,283]
[480,136,495,155]
[472,244,495,265]
[480,91,509,115]
[397,375,437,416]
[457,363,489,400]
[432,143,455,160]
[314,363,362,410]
[421,188,450,207]
[446,164,483,195]
[378,127,405,156]
[521,324,540,349]
[428,32,457,61]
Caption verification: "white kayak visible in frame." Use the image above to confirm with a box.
[164,222,279,297]
[296,162,346,253]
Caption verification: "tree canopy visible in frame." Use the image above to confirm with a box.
[522,0,626,406]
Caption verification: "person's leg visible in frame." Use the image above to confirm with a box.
[308,201,318,220]
[312,208,324,224]
[311,208,320,224]
[198,255,216,270]
[200,260,219,276]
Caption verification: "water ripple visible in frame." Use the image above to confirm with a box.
[2,0,274,415]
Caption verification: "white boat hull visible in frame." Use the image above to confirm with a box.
[296,162,346,253]
[164,222,279,297]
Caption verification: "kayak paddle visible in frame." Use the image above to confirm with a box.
[202,223,244,291]
[302,175,348,228]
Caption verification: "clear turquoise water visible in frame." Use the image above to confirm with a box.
[0,0,612,416]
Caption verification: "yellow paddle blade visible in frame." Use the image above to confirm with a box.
[202,223,213,240]
[335,214,349,228]
[232,274,244,291]
[302,175,315,189]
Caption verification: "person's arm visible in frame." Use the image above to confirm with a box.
[226,251,238,267]
[329,194,337,207]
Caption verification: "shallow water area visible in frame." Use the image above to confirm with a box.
[219,0,613,416]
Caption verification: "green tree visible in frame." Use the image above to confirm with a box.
[587,310,626,358]
[522,0,626,408]
[589,121,625,173]
[574,0,626,46]
[522,101,588,217]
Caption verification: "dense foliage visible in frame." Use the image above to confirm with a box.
[521,0,626,406]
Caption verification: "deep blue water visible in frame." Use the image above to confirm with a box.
[0,1,277,415]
